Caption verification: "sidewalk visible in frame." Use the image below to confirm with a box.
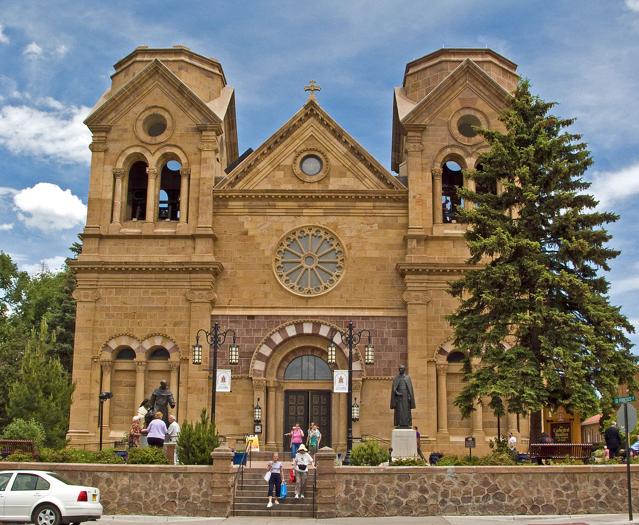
[95,514,639,525]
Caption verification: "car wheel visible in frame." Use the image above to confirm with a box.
[32,503,62,525]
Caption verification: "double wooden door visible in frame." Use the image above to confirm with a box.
[284,390,331,447]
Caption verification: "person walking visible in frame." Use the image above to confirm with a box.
[142,411,167,448]
[414,426,426,462]
[308,423,322,457]
[128,416,142,448]
[285,422,304,458]
[604,421,622,458]
[294,444,314,499]
[166,414,181,463]
[265,452,283,508]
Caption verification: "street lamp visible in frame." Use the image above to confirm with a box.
[351,397,360,422]
[327,320,373,464]
[97,391,113,451]
[192,322,239,424]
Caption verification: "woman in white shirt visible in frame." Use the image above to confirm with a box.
[294,444,314,499]
[266,452,283,508]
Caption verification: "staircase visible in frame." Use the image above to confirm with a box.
[233,466,315,517]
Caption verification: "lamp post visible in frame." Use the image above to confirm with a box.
[327,320,374,464]
[97,391,112,451]
[192,322,239,424]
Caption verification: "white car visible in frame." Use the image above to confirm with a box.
[0,470,102,525]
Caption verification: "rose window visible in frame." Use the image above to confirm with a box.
[274,226,345,296]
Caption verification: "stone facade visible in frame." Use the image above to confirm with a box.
[68,45,529,455]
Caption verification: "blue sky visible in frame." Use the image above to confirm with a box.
[0,0,638,345]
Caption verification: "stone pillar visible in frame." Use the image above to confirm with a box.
[135,361,146,407]
[315,447,337,519]
[426,360,437,438]
[465,176,476,210]
[111,168,124,223]
[432,167,443,224]
[508,410,519,437]
[145,166,158,223]
[472,400,484,437]
[169,361,180,408]
[266,381,277,450]
[100,360,113,434]
[85,132,108,232]
[179,167,190,223]
[436,363,448,435]
[405,129,428,236]
[210,446,234,517]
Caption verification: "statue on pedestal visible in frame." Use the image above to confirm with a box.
[390,365,415,428]
[149,379,175,425]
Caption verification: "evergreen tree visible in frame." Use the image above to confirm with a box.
[7,319,75,448]
[176,410,220,464]
[448,80,636,425]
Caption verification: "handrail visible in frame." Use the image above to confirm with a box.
[231,448,249,516]
[312,466,317,518]
[360,433,391,445]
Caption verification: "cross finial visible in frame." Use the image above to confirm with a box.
[304,80,321,100]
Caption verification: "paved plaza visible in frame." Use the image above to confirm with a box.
[94,514,638,525]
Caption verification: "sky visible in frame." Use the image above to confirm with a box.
[0,0,637,346]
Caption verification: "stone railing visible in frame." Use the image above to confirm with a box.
[316,447,639,518]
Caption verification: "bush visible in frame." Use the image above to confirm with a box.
[38,447,124,464]
[350,440,390,466]
[128,446,168,465]
[390,457,427,466]
[435,451,517,467]
[177,409,220,465]
[1,418,46,448]
[3,452,35,462]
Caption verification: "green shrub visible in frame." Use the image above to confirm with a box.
[390,457,427,466]
[350,440,390,466]
[3,452,35,462]
[177,409,220,465]
[434,452,517,467]
[128,446,168,464]
[1,418,46,448]
[38,447,124,464]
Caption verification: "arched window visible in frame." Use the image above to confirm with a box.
[149,347,170,360]
[474,163,497,196]
[158,160,181,221]
[284,355,332,380]
[447,351,465,363]
[115,347,136,360]
[126,161,148,221]
[442,160,464,223]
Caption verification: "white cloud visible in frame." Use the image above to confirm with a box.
[21,255,67,275]
[0,187,18,196]
[626,0,639,12]
[0,24,9,44]
[13,182,86,232]
[589,161,639,209]
[0,223,13,231]
[23,41,43,58]
[0,103,91,164]
[55,44,69,57]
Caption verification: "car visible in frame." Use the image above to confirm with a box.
[0,470,102,525]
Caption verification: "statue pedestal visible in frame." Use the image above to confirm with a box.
[391,428,418,459]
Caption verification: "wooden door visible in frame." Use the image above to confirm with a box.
[284,390,332,448]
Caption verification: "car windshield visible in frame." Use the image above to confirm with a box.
[46,472,74,485]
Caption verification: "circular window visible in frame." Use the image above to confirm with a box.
[274,226,345,296]
[457,115,481,138]
[300,155,323,176]
[144,114,167,137]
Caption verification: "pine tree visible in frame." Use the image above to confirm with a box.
[7,319,75,448]
[448,80,636,425]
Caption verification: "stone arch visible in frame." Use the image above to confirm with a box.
[101,333,142,360]
[114,145,153,171]
[249,319,364,379]
[140,333,180,361]
[151,144,190,171]
[435,339,456,363]
[432,145,469,171]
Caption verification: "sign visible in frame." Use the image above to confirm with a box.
[550,422,571,443]
[245,434,260,452]
[333,370,349,393]
[465,436,476,449]
[216,369,231,392]
[617,403,638,434]
[254,423,262,435]
[614,394,636,404]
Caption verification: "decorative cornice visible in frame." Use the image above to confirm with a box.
[402,290,431,305]
[185,289,217,304]
[214,189,407,202]
[113,168,125,178]
[432,167,442,179]
[70,260,224,275]
[397,262,480,275]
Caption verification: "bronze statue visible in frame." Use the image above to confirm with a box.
[390,365,415,428]
[149,379,175,424]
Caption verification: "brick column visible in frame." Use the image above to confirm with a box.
[85,131,108,232]
[426,360,437,438]
[210,446,234,516]
[315,447,337,519]
[436,363,448,435]
[111,168,124,223]
[405,130,427,236]
[432,168,443,224]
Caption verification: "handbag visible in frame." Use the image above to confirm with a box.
[280,481,287,499]
[298,463,307,471]
[263,471,271,482]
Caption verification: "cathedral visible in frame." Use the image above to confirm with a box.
[68,45,533,455]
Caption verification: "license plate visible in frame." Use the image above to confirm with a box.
[92,494,97,502]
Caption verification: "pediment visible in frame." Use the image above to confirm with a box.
[218,99,404,191]
[84,59,222,131]
[401,59,512,126]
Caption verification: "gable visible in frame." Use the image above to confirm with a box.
[219,99,404,191]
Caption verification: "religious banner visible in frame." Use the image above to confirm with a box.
[216,369,232,392]
[333,370,348,393]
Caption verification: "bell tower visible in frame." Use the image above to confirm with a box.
[68,46,238,446]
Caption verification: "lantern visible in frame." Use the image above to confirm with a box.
[364,340,375,365]
[327,341,337,365]
[254,398,262,423]
[229,340,240,365]
[351,397,360,422]
[192,340,203,365]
